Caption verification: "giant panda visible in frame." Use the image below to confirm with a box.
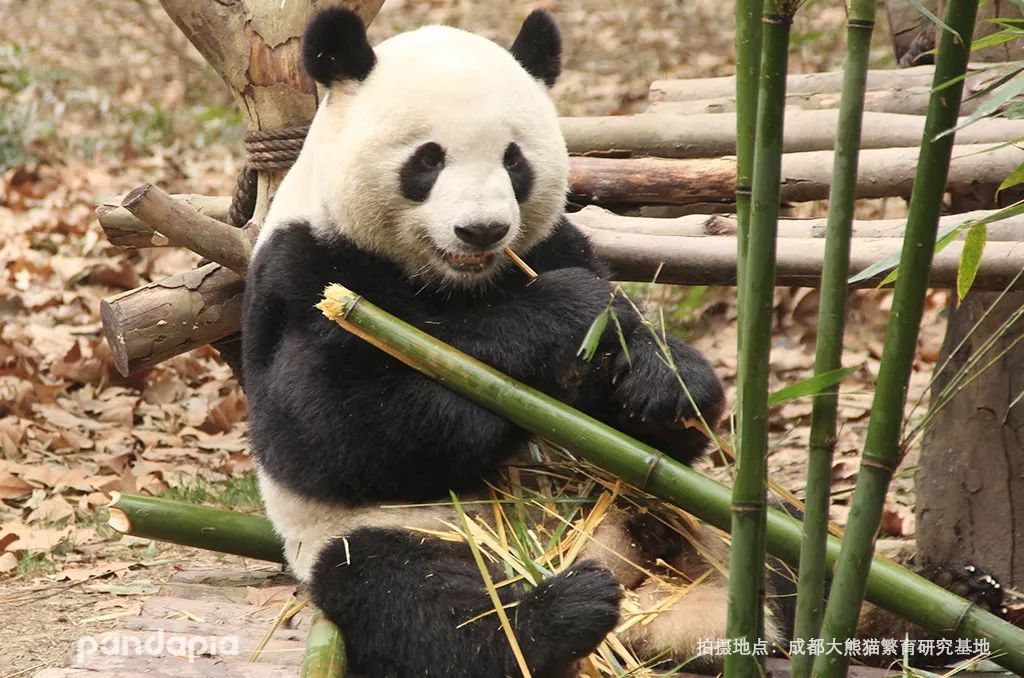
[242,7,742,676]
[241,8,1006,678]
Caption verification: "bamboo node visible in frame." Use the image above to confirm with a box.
[640,452,667,491]
[762,14,794,26]
[859,455,897,474]
[847,18,876,30]
[730,501,767,513]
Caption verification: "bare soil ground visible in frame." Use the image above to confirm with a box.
[0,0,947,674]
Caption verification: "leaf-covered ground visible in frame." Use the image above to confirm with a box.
[0,0,948,673]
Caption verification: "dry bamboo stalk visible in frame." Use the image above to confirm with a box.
[503,247,538,279]
[646,87,982,116]
[102,201,1024,247]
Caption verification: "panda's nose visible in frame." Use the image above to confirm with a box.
[454,222,510,250]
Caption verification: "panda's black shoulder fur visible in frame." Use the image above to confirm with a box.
[242,216,614,504]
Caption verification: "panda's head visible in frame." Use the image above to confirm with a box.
[299,8,567,285]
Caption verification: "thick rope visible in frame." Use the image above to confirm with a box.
[227,123,311,227]
[219,123,310,380]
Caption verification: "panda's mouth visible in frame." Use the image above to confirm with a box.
[442,250,496,272]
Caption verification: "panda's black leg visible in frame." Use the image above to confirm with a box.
[310,527,621,678]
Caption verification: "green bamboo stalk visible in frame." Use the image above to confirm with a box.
[790,4,877,676]
[811,2,982,676]
[300,612,347,678]
[734,0,762,326]
[728,2,799,674]
[317,283,1024,675]
[106,491,285,563]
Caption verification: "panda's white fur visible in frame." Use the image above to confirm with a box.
[256,469,478,580]
[260,25,568,288]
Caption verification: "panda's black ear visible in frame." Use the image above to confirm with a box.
[302,7,376,86]
[510,10,561,88]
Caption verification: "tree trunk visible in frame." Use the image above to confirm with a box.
[911,0,1024,591]
[918,293,1024,588]
[100,0,384,374]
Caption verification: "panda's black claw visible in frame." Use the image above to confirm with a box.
[926,562,1008,618]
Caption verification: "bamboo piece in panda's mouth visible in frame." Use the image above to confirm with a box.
[504,247,538,280]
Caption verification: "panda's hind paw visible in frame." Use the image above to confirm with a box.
[522,560,622,659]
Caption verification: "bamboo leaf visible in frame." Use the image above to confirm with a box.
[450,491,533,678]
[957,223,988,301]
[934,76,1024,139]
[577,306,611,361]
[850,201,1024,285]
[962,65,1024,102]
[768,366,859,408]
[905,0,962,42]
[998,162,1024,193]
[969,28,1021,53]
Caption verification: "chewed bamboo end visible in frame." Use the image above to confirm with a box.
[318,284,360,322]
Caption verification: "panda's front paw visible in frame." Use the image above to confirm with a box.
[611,329,724,427]
[926,562,1008,618]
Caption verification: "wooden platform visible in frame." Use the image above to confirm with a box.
[36,566,309,677]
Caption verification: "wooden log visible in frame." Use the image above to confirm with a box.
[648,63,1010,102]
[102,225,1024,376]
[562,111,1024,159]
[580,229,1024,291]
[571,205,1024,241]
[120,185,252,275]
[101,264,244,376]
[647,87,982,116]
[98,194,231,248]
[568,143,1024,206]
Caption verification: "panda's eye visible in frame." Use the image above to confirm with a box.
[503,143,523,170]
[416,142,445,171]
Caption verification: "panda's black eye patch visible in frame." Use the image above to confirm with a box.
[503,143,534,202]
[401,142,445,202]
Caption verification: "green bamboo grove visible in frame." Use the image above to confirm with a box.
[812,1,982,676]
[790,2,877,676]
